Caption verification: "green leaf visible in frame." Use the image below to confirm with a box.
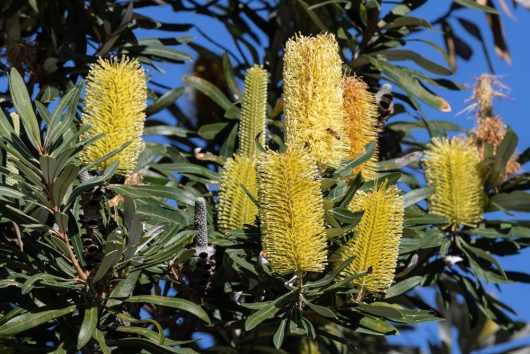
[125,45,192,63]
[143,125,189,138]
[404,214,448,227]
[489,191,530,212]
[403,187,434,208]
[46,83,82,148]
[453,0,498,14]
[305,256,355,289]
[109,337,197,354]
[107,270,141,307]
[366,56,451,112]
[359,315,398,335]
[0,108,15,139]
[335,142,376,177]
[126,295,211,324]
[245,292,292,331]
[92,229,125,282]
[9,68,42,150]
[78,306,98,350]
[146,87,185,115]
[272,318,287,349]
[328,208,363,225]
[222,52,241,99]
[376,49,452,75]
[183,75,238,114]
[197,122,230,140]
[0,305,76,335]
[93,329,111,354]
[0,185,25,200]
[52,164,79,206]
[301,296,337,319]
[385,276,423,299]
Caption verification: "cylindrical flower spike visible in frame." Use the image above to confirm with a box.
[334,182,403,294]
[79,56,147,175]
[258,147,327,275]
[239,65,268,157]
[217,155,258,232]
[283,33,347,168]
[6,112,20,186]
[343,76,379,179]
[424,137,484,228]
[300,337,321,354]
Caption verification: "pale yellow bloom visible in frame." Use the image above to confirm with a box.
[258,147,327,275]
[334,183,403,293]
[283,33,347,168]
[217,155,258,232]
[239,65,268,157]
[79,56,147,175]
[343,76,379,179]
[424,137,483,228]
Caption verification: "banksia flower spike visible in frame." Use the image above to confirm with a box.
[300,337,321,354]
[343,76,379,179]
[217,155,258,232]
[283,33,347,168]
[6,112,20,186]
[424,137,483,229]
[239,65,268,157]
[334,182,403,294]
[258,147,327,275]
[79,56,147,175]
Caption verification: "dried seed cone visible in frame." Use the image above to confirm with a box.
[343,76,379,179]
[258,147,327,275]
[424,137,483,228]
[239,65,268,157]
[283,33,347,168]
[79,56,147,175]
[468,74,519,177]
[217,155,258,232]
[474,116,520,176]
[334,183,403,294]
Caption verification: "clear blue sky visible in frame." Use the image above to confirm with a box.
[134,2,530,352]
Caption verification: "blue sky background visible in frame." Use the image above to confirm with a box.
[133,2,530,352]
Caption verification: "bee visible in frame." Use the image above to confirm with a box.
[326,128,341,140]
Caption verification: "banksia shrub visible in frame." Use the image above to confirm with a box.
[283,33,346,168]
[258,147,327,275]
[424,137,483,228]
[343,76,379,179]
[239,65,268,157]
[78,56,147,175]
[334,183,403,294]
[217,155,258,232]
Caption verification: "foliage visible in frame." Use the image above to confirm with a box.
[1,1,530,353]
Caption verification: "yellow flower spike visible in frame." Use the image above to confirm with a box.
[300,337,321,354]
[6,112,20,186]
[239,65,268,157]
[79,56,147,175]
[334,182,403,294]
[283,33,347,168]
[217,155,258,232]
[424,137,484,228]
[343,76,379,179]
[258,147,327,275]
